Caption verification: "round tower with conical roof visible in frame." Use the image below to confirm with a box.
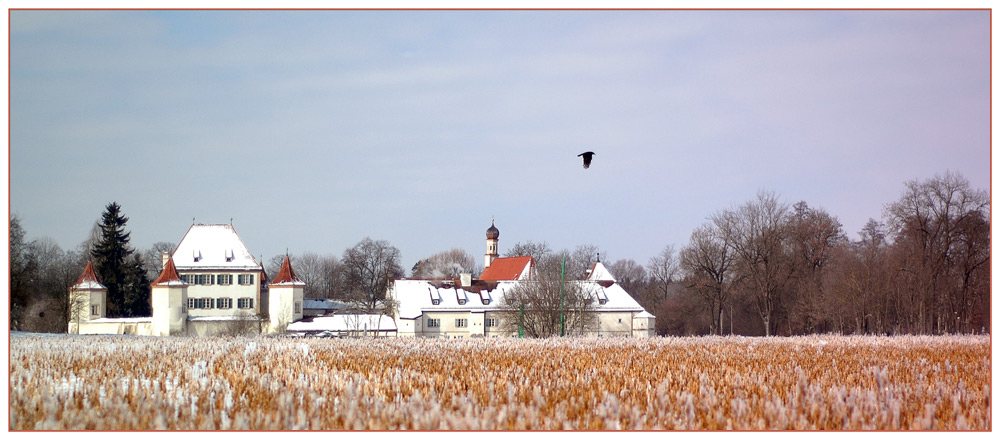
[68,261,107,334]
[485,218,500,268]
[151,256,189,336]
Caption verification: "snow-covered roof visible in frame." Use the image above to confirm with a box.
[634,310,655,319]
[391,276,649,320]
[303,299,351,311]
[480,256,533,281]
[587,261,617,282]
[171,224,260,271]
[287,314,397,333]
[72,262,106,290]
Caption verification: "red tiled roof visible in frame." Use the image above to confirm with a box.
[479,256,534,281]
[270,256,303,285]
[75,261,102,286]
[152,258,184,285]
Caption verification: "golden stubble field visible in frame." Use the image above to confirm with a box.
[9,333,990,430]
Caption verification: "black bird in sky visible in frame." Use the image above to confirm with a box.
[577,151,595,169]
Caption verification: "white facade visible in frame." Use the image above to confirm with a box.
[171,224,266,318]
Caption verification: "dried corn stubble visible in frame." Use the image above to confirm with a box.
[9,334,990,430]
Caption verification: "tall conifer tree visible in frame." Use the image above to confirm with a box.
[91,202,149,317]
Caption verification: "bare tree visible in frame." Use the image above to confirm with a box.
[411,248,479,279]
[10,214,37,330]
[786,202,844,334]
[568,244,606,279]
[221,310,266,336]
[608,259,647,296]
[505,240,552,261]
[885,171,990,334]
[342,237,404,312]
[647,244,679,304]
[680,224,735,335]
[141,242,176,280]
[497,269,598,337]
[294,252,340,299]
[826,219,895,334]
[715,190,793,336]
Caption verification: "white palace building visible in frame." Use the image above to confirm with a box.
[68,224,303,336]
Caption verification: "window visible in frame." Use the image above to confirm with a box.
[485,318,498,328]
[294,302,302,314]
[458,298,467,305]
[427,318,440,328]
[455,319,468,328]
[483,299,491,305]
[238,274,255,285]
[91,305,100,316]
[217,274,233,286]
[185,274,214,285]
[187,298,214,309]
[431,299,440,305]
[238,298,254,309]
[216,298,233,309]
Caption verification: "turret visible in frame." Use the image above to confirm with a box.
[268,256,304,334]
[151,257,188,336]
[68,262,107,334]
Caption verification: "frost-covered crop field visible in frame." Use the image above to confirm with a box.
[9,333,990,430]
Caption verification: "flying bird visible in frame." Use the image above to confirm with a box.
[577,151,595,169]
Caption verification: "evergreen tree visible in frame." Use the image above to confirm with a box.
[91,202,149,317]
[122,253,151,316]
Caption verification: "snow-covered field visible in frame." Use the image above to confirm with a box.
[9,333,990,430]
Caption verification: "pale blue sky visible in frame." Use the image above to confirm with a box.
[9,10,991,272]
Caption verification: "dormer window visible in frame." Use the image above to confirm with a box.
[428,287,441,305]
[193,250,202,263]
[458,298,466,305]
[483,299,491,305]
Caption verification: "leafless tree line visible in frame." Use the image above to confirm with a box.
[617,171,989,336]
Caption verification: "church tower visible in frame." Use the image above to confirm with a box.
[485,218,500,268]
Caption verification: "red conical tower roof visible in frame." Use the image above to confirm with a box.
[270,256,303,285]
[152,257,186,286]
[73,262,106,290]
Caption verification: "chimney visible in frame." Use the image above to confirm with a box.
[460,273,472,287]
[161,252,170,270]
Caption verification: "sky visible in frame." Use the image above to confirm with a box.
[7,9,992,274]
